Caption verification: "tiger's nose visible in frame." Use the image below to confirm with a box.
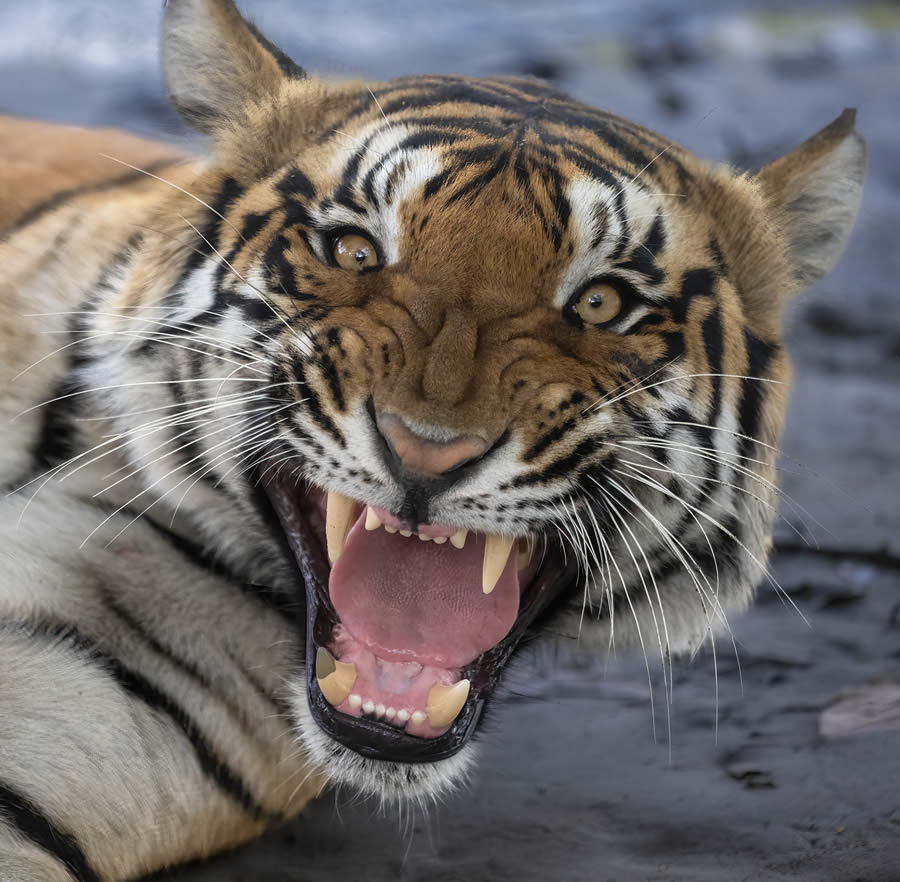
[375,411,489,478]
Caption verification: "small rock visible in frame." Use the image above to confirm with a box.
[720,745,776,790]
[805,302,867,338]
[819,682,900,740]
[514,57,565,83]
[657,88,688,115]
[819,586,867,611]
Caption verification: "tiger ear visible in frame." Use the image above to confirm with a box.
[757,108,866,292]
[161,0,305,133]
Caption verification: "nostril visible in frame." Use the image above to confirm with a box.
[375,411,489,478]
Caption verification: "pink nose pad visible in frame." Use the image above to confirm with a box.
[376,412,489,478]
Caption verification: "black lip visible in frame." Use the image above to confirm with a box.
[264,472,578,764]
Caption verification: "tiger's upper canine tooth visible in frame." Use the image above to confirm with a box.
[325,491,357,564]
[449,529,468,550]
[483,534,516,595]
[365,506,381,531]
[315,647,357,707]
[426,679,471,729]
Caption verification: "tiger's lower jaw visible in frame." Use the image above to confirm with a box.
[262,471,577,797]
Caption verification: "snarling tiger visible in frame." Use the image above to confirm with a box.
[0,0,865,879]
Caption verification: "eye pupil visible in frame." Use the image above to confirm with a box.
[573,282,623,326]
[332,233,379,271]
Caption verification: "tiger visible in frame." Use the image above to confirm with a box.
[0,0,865,879]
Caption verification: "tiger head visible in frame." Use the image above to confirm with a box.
[89,0,865,801]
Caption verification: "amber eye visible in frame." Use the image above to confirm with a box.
[331,232,379,271]
[574,282,623,326]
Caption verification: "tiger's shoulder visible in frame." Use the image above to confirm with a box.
[0,115,188,233]
[0,117,194,491]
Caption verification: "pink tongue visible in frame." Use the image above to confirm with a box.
[329,516,520,669]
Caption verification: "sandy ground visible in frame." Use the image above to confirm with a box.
[2,2,899,880]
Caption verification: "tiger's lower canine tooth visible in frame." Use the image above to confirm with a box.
[483,534,515,594]
[325,491,357,564]
[426,679,470,729]
[364,506,381,531]
[315,647,357,707]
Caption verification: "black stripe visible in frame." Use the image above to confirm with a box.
[103,592,296,735]
[13,241,143,491]
[617,215,666,283]
[657,330,685,363]
[1,159,180,240]
[608,188,630,261]
[512,438,599,487]
[277,166,316,201]
[642,214,667,258]
[672,267,716,324]
[16,619,278,824]
[558,143,628,189]
[29,379,82,473]
[709,236,729,276]
[737,330,777,464]
[701,307,724,419]
[0,781,100,882]
[106,657,279,823]
[246,21,306,80]
[289,358,345,445]
[382,157,409,206]
[522,417,578,463]
[143,507,301,626]
[180,177,245,277]
[446,149,510,205]
[265,233,316,301]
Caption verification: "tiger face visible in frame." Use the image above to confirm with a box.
[87,0,864,801]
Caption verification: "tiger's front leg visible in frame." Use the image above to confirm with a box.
[0,492,323,882]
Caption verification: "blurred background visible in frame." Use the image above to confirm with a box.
[2,2,899,880]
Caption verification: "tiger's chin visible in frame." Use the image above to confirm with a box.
[290,688,479,804]
[261,468,577,800]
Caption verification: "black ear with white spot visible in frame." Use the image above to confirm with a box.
[757,108,866,291]
[162,0,305,133]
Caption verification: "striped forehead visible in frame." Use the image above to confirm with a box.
[312,104,675,282]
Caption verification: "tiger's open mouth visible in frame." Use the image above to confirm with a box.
[263,471,576,763]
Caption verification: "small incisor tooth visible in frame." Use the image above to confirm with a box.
[449,529,468,549]
[315,647,357,707]
[365,506,381,531]
[483,534,515,594]
[325,491,357,564]
[426,679,471,729]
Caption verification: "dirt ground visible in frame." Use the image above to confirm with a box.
[2,2,899,880]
